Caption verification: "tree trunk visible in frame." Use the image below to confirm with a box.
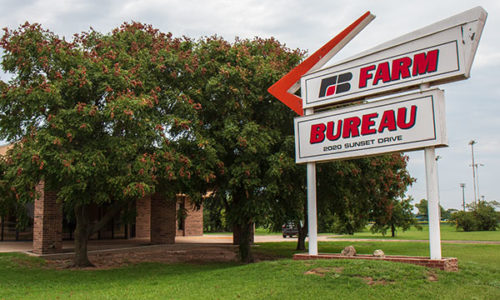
[296,221,307,251]
[233,221,254,263]
[1,216,4,241]
[72,200,125,267]
[73,204,93,267]
[391,224,396,237]
[297,198,308,251]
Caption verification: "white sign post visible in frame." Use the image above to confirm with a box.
[305,108,318,255]
[425,146,442,259]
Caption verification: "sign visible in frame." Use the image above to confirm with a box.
[294,89,447,163]
[267,11,375,116]
[269,7,487,259]
[301,6,487,109]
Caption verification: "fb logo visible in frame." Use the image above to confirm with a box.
[318,72,353,98]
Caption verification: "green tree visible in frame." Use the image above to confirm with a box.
[415,199,446,220]
[367,155,417,237]
[187,36,303,262]
[451,201,499,231]
[184,34,416,254]
[370,196,418,237]
[442,208,458,221]
[314,153,415,239]
[415,199,428,219]
[0,156,31,236]
[0,23,216,266]
[265,137,307,250]
[266,151,415,248]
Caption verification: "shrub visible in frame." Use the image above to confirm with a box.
[451,211,478,231]
[451,201,499,231]
[474,202,499,230]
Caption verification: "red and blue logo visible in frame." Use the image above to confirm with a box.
[318,72,353,98]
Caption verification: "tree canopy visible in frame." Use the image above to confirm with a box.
[0,22,217,266]
[265,152,415,248]
[185,36,416,254]
[186,36,303,261]
[0,22,417,264]
[415,199,446,220]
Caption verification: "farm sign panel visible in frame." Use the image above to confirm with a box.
[301,7,487,109]
[294,89,447,163]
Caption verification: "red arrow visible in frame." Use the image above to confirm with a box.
[268,11,375,116]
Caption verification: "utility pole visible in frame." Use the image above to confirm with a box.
[460,183,466,211]
[469,140,477,205]
[474,163,484,203]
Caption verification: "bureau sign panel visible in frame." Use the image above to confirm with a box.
[295,89,447,163]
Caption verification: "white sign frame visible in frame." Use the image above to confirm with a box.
[301,6,486,109]
[295,89,447,164]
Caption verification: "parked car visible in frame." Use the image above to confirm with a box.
[282,223,299,238]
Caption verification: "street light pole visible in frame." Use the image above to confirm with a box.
[460,183,466,211]
[469,140,477,205]
[474,163,484,203]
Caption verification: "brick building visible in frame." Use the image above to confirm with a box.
[0,144,204,254]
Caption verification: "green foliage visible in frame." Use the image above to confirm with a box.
[263,150,415,240]
[451,201,499,231]
[415,199,428,219]
[187,36,304,260]
[370,196,419,237]
[333,222,500,241]
[1,23,204,203]
[0,21,218,204]
[0,22,218,265]
[203,202,230,232]
[442,208,457,221]
[452,211,478,231]
[313,154,415,236]
[0,156,31,231]
[415,198,446,220]
[0,22,416,262]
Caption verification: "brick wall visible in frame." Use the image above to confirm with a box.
[184,199,203,236]
[293,253,458,271]
[136,193,204,241]
[175,196,203,236]
[33,182,62,254]
[135,196,151,239]
[150,193,176,244]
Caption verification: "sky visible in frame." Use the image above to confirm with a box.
[0,0,498,210]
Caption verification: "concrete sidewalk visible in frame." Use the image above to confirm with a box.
[0,234,332,254]
[1,234,498,254]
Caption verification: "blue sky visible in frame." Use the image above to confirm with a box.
[0,0,498,209]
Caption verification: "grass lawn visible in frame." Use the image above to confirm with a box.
[203,231,233,235]
[222,223,500,241]
[331,223,500,241]
[1,240,499,299]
